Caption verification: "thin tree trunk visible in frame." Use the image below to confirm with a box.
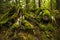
[33,0,35,9]
[39,0,40,7]
[26,0,30,12]
[33,0,35,12]
[50,0,53,10]
[56,0,60,10]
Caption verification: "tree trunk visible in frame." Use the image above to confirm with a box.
[50,0,53,10]
[56,0,60,10]
[26,0,30,11]
[39,0,40,7]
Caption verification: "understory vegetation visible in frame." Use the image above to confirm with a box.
[0,0,60,40]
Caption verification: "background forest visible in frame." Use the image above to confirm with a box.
[0,0,60,40]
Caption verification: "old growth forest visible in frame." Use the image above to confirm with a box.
[0,0,60,40]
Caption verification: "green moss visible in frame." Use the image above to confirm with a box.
[23,20,34,29]
[28,34,34,40]
[39,23,57,31]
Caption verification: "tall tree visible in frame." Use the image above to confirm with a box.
[26,0,30,11]
[39,0,40,7]
[56,0,60,9]
[50,0,52,10]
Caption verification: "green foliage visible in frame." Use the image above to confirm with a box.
[43,10,50,16]
[28,34,34,40]
[39,23,56,31]
[41,0,50,9]
[22,20,34,29]
[0,0,59,40]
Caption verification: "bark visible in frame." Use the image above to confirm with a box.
[39,0,40,7]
